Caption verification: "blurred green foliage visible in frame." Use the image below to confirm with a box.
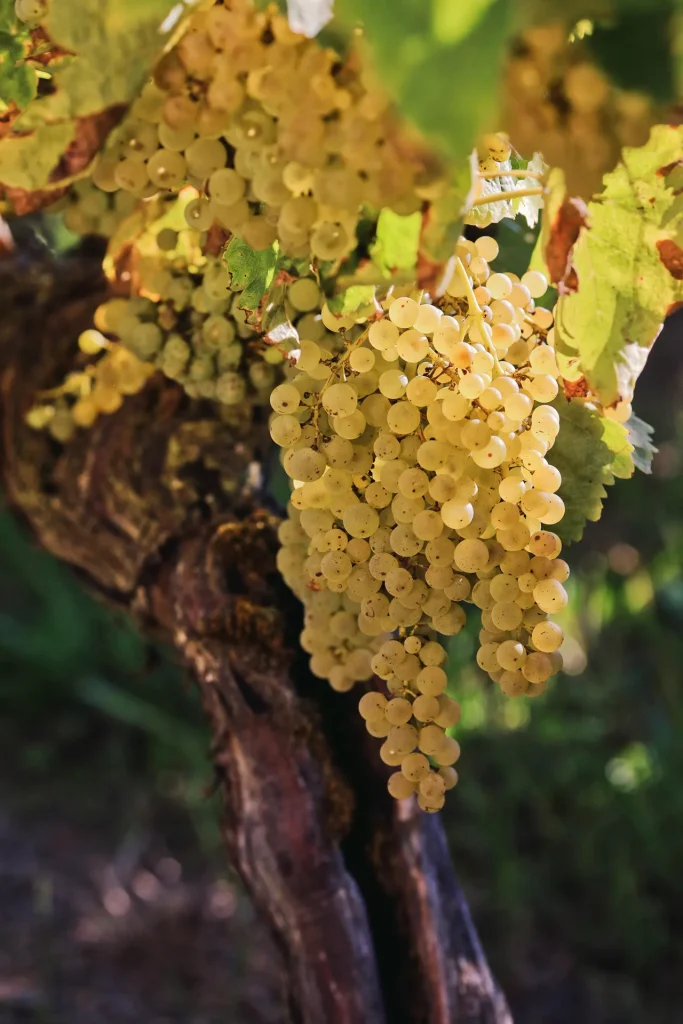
[0,512,220,850]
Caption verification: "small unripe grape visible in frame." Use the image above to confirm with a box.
[522,651,555,684]
[439,766,459,790]
[414,303,443,334]
[552,559,570,583]
[533,579,568,613]
[413,694,441,722]
[496,640,527,670]
[380,741,405,766]
[385,697,413,726]
[522,270,549,298]
[387,724,419,756]
[388,297,419,329]
[499,670,528,697]
[366,717,391,738]
[434,736,461,766]
[402,752,430,782]
[417,666,447,697]
[418,725,447,756]
[454,539,489,573]
[435,695,461,729]
[419,772,447,803]
[388,772,417,799]
[359,692,388,720]
[532,621,564,653]
[370,319,400,351]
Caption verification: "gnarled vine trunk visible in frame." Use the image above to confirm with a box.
[0,250,512,1024]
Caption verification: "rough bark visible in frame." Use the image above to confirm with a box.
[0,251,512,1024]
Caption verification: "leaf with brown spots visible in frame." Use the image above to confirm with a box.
[657,239,683,280]
[563,376,590,399]
[546,197,589,294]
[49,105,126,184]
[555,125,683,407]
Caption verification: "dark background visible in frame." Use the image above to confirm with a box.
[1,274,682,1022]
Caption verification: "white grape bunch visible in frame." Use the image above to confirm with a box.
[86,0,446,257]
[91,239,341,412]
[25,333,155,440]
[273,235,568,811]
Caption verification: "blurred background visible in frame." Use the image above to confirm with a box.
[2,255,682,1022]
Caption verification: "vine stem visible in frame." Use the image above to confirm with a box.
[470,186,544,208]
[453,257,503,377]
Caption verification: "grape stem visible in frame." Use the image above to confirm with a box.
[453,257,503,376]
[524,314,549,336]
[311,324,371,434]
[469,186,544,208]
[477,169,544,181]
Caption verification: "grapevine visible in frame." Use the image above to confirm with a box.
[5,0,682,823]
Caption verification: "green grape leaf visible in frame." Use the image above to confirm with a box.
[0,122,75,188]
[431,0,498,44]
[287,0,334,37]
[420,152,478,266]
[370,209,421,276]
[328,284,376,316]
[548,398,634,544]
[554,125,683,407]
[625,413,657,474]
[224,236,281,317]
[0,31,37,108]
[337,0,512,165]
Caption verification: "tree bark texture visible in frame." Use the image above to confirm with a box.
[0,251,512,1024]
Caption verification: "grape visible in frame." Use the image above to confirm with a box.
[15,0,47,23]
[388,297,419,329]
[388,773,417,799]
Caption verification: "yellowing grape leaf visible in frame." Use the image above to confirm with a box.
[0,0,197,194]
[328,284,377,316]
[371,209,421,276]
[547,398,634,544]
[554,125,683,407]
[0,123,75,188]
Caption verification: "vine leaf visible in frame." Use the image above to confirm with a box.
[0,0,196,196]
[626,413,657,474]
[328,284,377,317]
[548,399,634,544]
[337,0,512,166]
[529,169,588,295]
[554,125,683,406]
[371,209,421,277]
[0,29,37,109]
[224,236,281,318]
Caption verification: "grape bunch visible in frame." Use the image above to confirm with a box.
[58,178,139,240]
[503,23,654,197]
[272,235,568,810]
[92,244,345,414]
[25,331,154,441]
[88,0,443,256]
